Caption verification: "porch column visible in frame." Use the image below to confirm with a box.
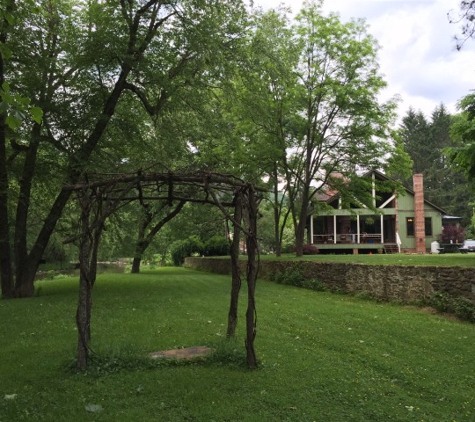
[310,216,314,244]
[380,214,384,243]
[333,215,337,244]
[357,215,361,244]
[372,173,376,207]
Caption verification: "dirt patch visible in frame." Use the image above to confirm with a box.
[149,346,213,360]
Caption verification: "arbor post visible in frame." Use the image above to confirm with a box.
[244,185,259,369]
[76,192,103,370]
[227,191,242,337]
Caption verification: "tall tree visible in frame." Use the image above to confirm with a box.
[230,6,298,255]
[400,108,432,175]
[248,7,301,256]
[400,104,471,224]
[226,2,402,256]
[427,104,471,222]
[0,0,249,298]
[446,94,475,224]
[286,1,399,256]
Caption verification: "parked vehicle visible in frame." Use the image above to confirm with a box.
[462,239,475,251]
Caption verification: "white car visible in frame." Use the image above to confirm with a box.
[462,240,475,252]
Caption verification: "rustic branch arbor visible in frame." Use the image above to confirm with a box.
[64,169,262,370]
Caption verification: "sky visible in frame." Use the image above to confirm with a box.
[250,0,475,123]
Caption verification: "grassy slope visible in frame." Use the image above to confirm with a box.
[0,267,474,421]
[260,252,475,267]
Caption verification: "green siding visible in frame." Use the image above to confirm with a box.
[310,172,446,252]
[397,196,444,251]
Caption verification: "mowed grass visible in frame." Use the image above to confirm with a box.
[0,267,474,421]
[261,252,475,267]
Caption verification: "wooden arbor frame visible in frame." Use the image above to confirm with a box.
[64,170,262,370]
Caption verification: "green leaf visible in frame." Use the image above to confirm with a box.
[4,12,14,26]
[5,114,21,129]
[30,106,43,124]
[0,44,12,60]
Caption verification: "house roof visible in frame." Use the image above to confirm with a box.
[317,169,449,215]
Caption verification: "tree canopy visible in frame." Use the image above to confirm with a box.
[228,1,405,256]
[0,0,249,298]
[3,0,467,299]
[399,104,471,225]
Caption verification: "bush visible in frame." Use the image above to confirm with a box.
[441,225,465,243]
[453,297,475,323]
[290,244,319,255]
[302,244,319,255]
[170,236,204,266]
[271,265,306,287]
[203,236,230,257]
[270,264,326,292]
[301,278,327,291]
[428,291,475,323]
[429,291,451,313]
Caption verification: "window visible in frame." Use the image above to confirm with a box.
[406,217,414,236]
[425,217,432,236]
[406,217,432,236]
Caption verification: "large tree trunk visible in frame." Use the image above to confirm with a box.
[13,125,41,297]
[131,255,142,274]
[131,213,151,274]
[294,218,306,257]
[272,165,282,257]
[0,2,14,299]
[294,184,310,257]
[13,64,134,297]
[131,201,185,274]
[227,193,242,337]
[0,109,13,299]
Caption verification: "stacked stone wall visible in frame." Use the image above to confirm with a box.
[184,257,475,303]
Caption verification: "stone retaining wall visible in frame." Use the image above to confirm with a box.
[184,257,475,303]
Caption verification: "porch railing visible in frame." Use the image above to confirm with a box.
[313,233,383,244]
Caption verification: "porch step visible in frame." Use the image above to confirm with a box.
[383,244,399,254]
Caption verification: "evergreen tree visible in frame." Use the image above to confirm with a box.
[400,104,471,224]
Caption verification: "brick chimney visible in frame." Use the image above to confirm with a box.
[413,174,426,253]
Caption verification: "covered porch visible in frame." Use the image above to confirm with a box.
[309,212,399,254]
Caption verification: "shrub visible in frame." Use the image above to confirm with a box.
[301,278,327,292]
[170,236,204,266]
[270,264,326,292]
[290,244,319,255]
[428,291,475,323]
[203,236,230,257]
[453,297,475,323]
[441,225,465,243]
[429,291,452,313]
[302,244,319,255]
[271,265,306,287]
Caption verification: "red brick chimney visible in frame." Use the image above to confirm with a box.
[413,174,426,253]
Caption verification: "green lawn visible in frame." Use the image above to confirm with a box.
[1,267,474,421]
[261,252,475,267]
